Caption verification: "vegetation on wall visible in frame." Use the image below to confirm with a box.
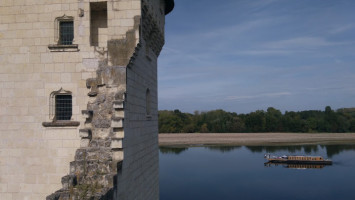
[158,107,355,133]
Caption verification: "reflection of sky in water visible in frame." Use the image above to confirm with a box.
[160,145,355,200]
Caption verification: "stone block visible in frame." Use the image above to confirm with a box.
[120,18,134,27]
[79,129,92,138]
[111,117,123,128]
[111,139,122,149]
[111,129,124,139]
[113,100,124,109]
[112,151,124,161]
[60,73,71,83]
[81,110,93,119]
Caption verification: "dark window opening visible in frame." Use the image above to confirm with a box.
[59,21,74,45]
[90,1,108,46]
[146,89,151,116]
[55,95,72,120]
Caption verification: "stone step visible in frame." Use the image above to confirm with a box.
[82,110,93,119]
[110,138,122,149]
[112,150,124,161]
[86,78,99,97]
[112,110,124,119]
[84,122,93,129]
[111,128,124,139]
[113,100,124,109]
[79,128,92,138]
[111,117,123,128]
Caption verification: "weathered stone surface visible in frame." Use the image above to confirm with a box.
[80,138,91,147]
[86,148,112,162]
[87,78,99,96]
[46,189,70,200]
[62,175,77,190]
[90,139,112,148]
[93,119,111,128]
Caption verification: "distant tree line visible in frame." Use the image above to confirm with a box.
[158,106,355,133]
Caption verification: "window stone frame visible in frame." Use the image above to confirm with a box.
[48,15,79,52]
[42,88,79,127]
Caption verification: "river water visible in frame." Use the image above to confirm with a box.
[159,144,355,200]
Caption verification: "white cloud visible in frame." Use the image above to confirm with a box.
[250,0,280,7]
[328,24,354,34]
[263,37,344,49]
[202,18,272,39]
[225,92,292,101]
[232,49,291,56]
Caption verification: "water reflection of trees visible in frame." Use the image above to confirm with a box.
[159,145,355,156]
[159,147,188,155]
[246,146,307,153]
[205,146,242,153]
[321,145,355,158]
[246,145,355,158]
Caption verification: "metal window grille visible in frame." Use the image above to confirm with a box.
[55,95,72,120]
[59,21,74,45]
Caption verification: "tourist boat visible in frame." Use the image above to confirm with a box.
[264,162,328,169]
[264,154,332,165]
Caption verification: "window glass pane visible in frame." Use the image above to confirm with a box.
[60,21,74,45]
[55,95,72,120]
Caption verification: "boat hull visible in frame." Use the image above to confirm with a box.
[267,159,332,165]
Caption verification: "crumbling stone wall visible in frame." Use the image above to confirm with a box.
[47,61,126,199]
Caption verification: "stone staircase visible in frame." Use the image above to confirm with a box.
[47,62,126,200]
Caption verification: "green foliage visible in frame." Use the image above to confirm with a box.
[158,106,355,133]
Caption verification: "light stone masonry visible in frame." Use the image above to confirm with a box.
[0,0,174,199]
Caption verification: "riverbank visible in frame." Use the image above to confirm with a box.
[159,133,355,147]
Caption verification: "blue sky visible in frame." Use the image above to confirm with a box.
[158,0,355,113]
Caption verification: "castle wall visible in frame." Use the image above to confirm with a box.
[116,1,166,199]
[118,45,160,199]
[117,0,169,200]
[0,0,142,199]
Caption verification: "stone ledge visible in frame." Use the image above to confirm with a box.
[42,121,80,127]
[48,44,79,52]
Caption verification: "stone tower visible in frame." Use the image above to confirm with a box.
[0,0,174,199]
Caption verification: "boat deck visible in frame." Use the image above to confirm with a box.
[265,155,332,165]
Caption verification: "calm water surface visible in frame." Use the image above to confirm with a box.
[159,144,355,200]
